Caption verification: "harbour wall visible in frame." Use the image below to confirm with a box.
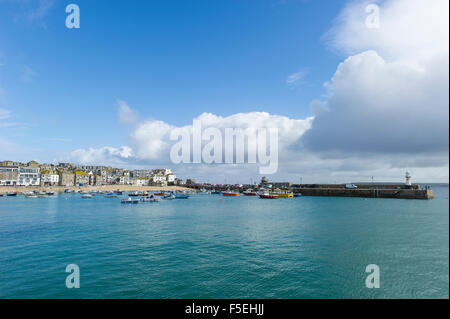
[189,184,434,200]
[290,188,434,200]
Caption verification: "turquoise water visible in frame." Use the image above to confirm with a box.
[0,185,448,299]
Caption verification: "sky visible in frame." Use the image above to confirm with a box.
[0,0,448,184]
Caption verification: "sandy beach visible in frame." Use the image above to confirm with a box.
[0,185,191,194]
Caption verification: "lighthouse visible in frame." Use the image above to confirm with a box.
[405,171,412,186]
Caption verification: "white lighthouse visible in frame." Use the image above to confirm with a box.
[405,171,412,186]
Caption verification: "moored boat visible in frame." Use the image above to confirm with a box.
[222,190,240,196]
[276,193,294,198]
[82,194,93,198]
[175,193,189,199]
[163,193,176,200]
[6,192,18,196]
[155,192,165,196]
[104,192,118,198]
[243,189,258,196]
[121,197,140,204]
[259,192,279,199]
[293,193,302,197]
[141,195,161,202]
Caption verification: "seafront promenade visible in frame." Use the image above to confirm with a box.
[0,185,190,195]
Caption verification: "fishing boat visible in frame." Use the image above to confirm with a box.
[25,192,38,198]
[259,192,279,199]
[243,189,258,196]
[114,190,123,195]
[276,193,294,198]
[222,190,240,196]
[121,197,140,204]
[198,188,211,194]
[37,191,48,198]
[141,195,161,202]
[82,194,93,198]
[128,191,140,196]
[175,193,189,199]
[104,192,118,198]
[155,192,165,196]
[293,193,302,197]
[6,192,18,196]
[46,192,55,196]
[0,193,4,197]
[163,193,176,200]
[271,189,293,198]
[211,190,221,195]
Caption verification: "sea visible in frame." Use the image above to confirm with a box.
[0,184,448,299]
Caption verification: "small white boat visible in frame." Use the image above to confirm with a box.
[82,194,93,198]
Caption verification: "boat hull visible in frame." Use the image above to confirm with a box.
[259,194,279,199]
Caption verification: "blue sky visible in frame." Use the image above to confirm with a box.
[1,0,342,154]
[0,0,448,183]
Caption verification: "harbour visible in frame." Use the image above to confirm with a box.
[0,184,447,298]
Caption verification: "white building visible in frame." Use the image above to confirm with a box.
[152,168,172,176]
[167,174,176,183]
[41,172,60,186]
[18,167,40,186]
[151,174,167,183]
[132,178,149,186]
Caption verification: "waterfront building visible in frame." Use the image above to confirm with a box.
[0,165,19,186]
[132,177,149,186]
[40,170,60,186]
[186,178,196,186]
[74,171,90,186]
[151,174,167,183]
[18,166,40,186]
[59,172,75,186]
[152,168,172,176]
[175,178,186,186]
[167,174,176,183]
[1,160,20,167]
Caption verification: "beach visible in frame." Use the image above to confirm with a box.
[0,185,190,194]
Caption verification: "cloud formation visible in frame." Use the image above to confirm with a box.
[67,0,449,182]
[303,0,449,156]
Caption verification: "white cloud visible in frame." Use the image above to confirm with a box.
[66,0,449,183]
[325,0,449,63]
[69,146,134,166]
[303,0,448,158]
[286,69,308,86]
[118,100,138,124]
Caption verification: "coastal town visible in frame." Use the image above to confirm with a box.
[0,160,192,188]
[0,160,434,200]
